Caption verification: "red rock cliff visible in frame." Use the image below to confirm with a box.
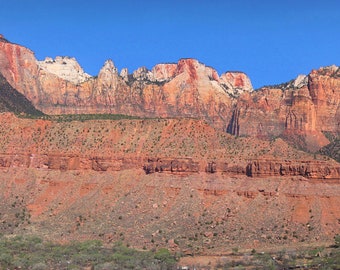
[0,37,253,131]
[0,36,339,151]
[228,67,339,151]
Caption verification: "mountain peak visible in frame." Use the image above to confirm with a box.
[37,56,91,84]
[0,34,9,43]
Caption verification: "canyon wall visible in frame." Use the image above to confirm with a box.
[0,35,339,151]
[0,36,252,131]
[227,67,340,150]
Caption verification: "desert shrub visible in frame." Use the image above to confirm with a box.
[31,262,48,270]
[154,248,177,265]
[334,234,340,248]
[0,236,177,269]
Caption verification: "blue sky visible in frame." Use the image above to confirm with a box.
[0,0,339,88]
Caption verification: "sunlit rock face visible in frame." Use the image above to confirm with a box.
[37,56,92,84]
[0,35,338,151]
[0,38,253,129]
[0,35,339,251]
[226,65,339,151]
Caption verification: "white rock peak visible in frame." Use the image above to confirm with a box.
[293,74,308,89]
[100,59,118,74]
[37,56,91,84]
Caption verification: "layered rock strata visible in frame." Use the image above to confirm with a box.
[0,37,252,130]
[0,113,338,179]
[0,35,339,151]
[227,67,340,150]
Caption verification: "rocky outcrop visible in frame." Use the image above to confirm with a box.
[151,63,177,81]
[308,65,340,133]
[1,147,338,180]
[0,153,143,172]
[246,159,340,179]
[38,56,91,84]
[227,66,339,151]
[0,37,42,104]
[220,71,253,96]
[143,158,199,174]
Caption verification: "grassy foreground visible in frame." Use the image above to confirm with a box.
[0,235,177,269]
[1,235,340,269]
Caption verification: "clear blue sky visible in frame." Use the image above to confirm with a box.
[1,0,339,88]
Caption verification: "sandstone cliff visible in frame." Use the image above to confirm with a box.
[0,34,339,255]
[0,35,339,152]
[0,36,252,131]
[38,56,91,84]
[227,67,340,151]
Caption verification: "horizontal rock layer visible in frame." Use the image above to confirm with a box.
[1,168,339,252]
[0,113,338,179]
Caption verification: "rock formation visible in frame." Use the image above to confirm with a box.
[0,36,42,104]
[37,56,91,84]
[0,36,252,129]
[0,35,338,152]
[0,113,339,252]
[0,34,339,252]
[228,66,339,151]
[0,73,43,115]
[0,112,338,179]
[0,35,339,170]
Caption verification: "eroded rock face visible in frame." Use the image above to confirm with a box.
[0,38,41,104]
[0,73,42,115]
[0,112,337,180]
[220,71,253,96]
[0,37,252,130]
[227,66,339,151]
[246,160,340,179]
[0,36,338,152]
[308,65,340,133]
[37,56,91,84]
[1,167,339,251]
[0,35,339,254]
[0,113,339,250]
[151,63,177,81]
[143,158,199,174]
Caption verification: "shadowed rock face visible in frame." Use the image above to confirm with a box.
[0,73,43,115]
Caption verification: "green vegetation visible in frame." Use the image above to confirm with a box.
[334,234,340,248]
[213,245,340,270]
[18,113,141,122]
[0,235,177,269]
[319,133,340,162]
